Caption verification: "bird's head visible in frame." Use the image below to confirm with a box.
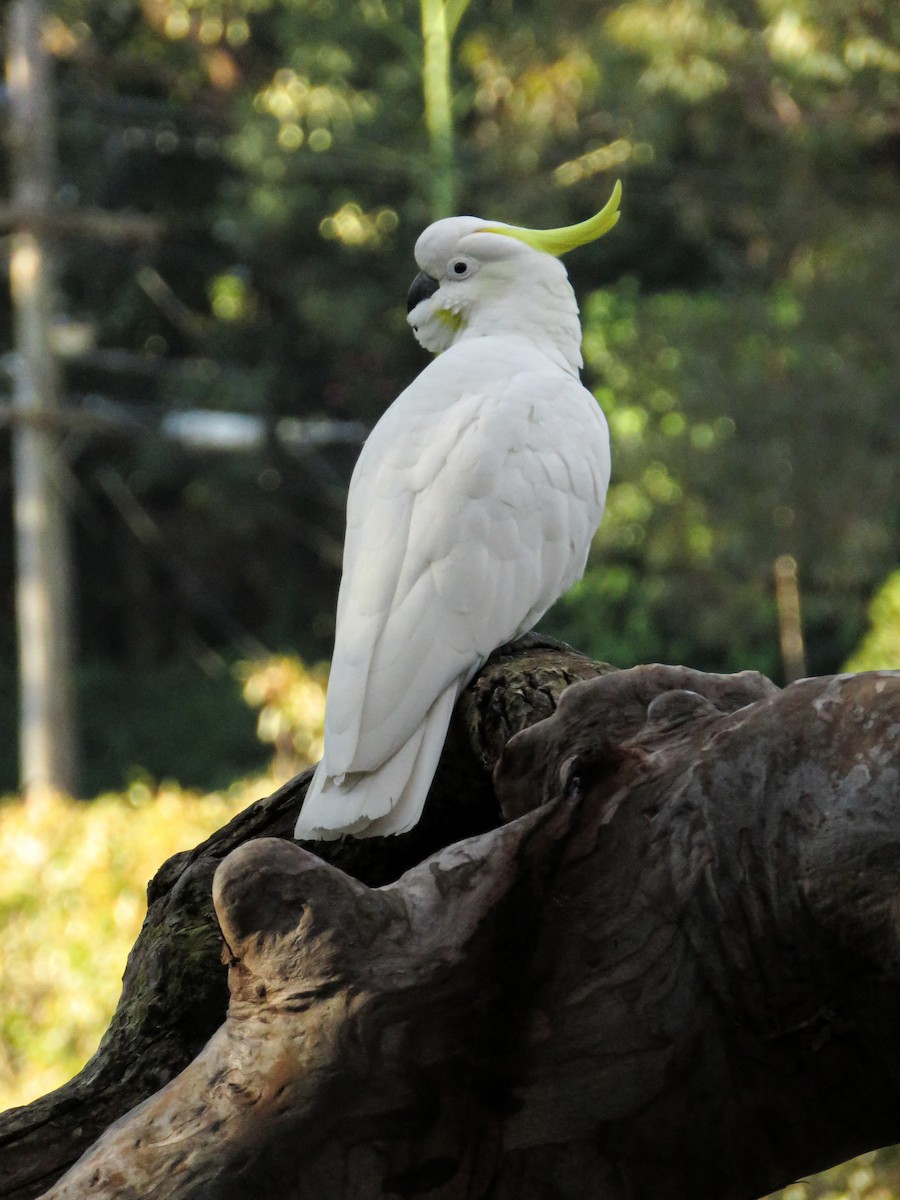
[407,181,622,372]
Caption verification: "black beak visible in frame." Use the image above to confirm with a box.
[407,270,440,313]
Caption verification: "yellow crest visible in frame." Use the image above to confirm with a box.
[480,180,622,257]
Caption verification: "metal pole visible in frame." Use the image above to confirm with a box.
[5,0,79,799]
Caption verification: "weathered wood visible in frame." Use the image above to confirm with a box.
[5,662,899,1200]
[0,641,608,1199]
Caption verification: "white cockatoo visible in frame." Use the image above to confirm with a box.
[294,182,621,840]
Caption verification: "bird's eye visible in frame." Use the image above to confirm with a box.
[448,257,473,278]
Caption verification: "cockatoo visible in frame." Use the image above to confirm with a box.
[294,182,621,840]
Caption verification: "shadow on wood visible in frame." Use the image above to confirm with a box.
[2,654,900,1200]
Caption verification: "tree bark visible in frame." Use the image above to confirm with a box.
[1,651,899,1200]
[0,641,609,1197]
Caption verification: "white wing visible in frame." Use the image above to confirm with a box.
[296,334,609,837]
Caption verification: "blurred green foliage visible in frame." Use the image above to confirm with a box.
[1,0,898,799]
[844,570,900,671]
[552,217,900,675]
[0,659,267,795]
[0,652,325,1111]
[0,780,254,1110]
[238,652,327,774]
[765,1150,900,1200]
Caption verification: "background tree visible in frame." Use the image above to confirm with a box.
[1,0,897,792]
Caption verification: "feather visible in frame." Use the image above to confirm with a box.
[295,218,614,840]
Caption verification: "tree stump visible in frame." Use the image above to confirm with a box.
[1,650,899,1200]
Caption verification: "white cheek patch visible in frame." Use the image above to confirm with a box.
[408,294,464,354]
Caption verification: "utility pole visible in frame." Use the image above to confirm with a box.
[5,0,79,799]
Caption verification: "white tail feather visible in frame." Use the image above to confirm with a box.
[293,683,458,840]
